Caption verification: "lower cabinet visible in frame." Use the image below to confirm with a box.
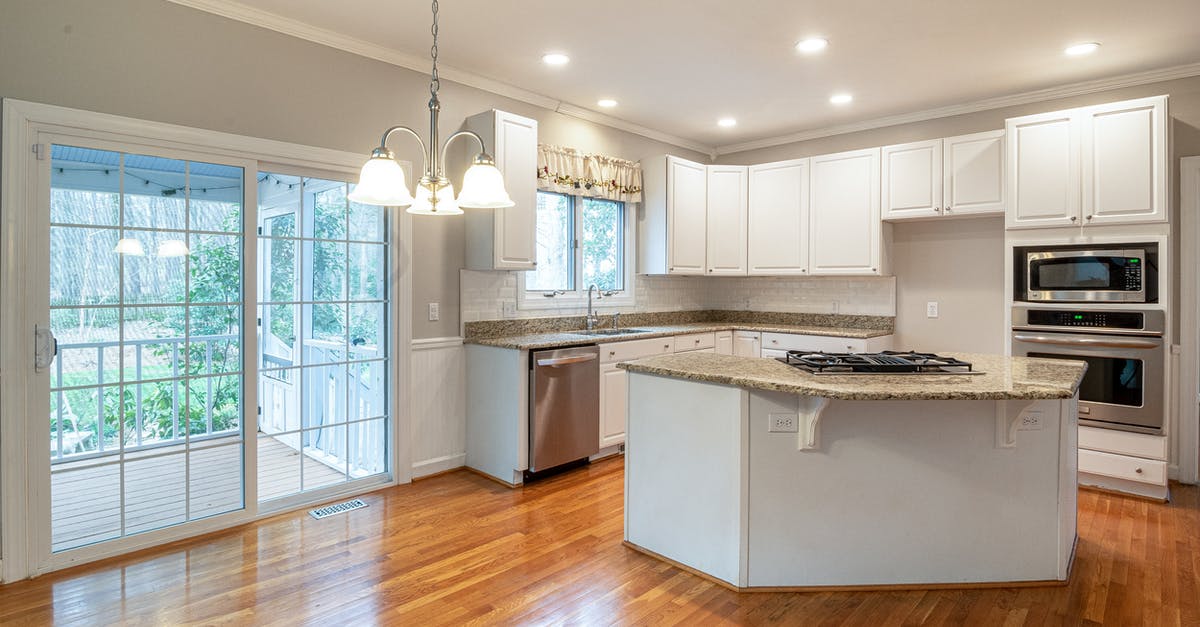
[715,331,734,355]
[599,362,628,449]
[760,332,892,354]
[733,331,762,357]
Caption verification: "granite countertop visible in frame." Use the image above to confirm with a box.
[617,352,1087,401]
[464,322,891,350]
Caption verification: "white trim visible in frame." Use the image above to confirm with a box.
[412,336,464,351]
[412,453,466,478]
[1178,156,1200,484]
[164,0,713,157]
[715,62,1200,156]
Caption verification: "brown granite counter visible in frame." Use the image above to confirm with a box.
[463,322,891,350]
[617,352,1086,401]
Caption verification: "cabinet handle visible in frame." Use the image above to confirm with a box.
[1070,216,1077,222]
[1135,467,1144,474]
[801,269,807,273]
[609,351,616,357]
[871,267,877,272]
[708,269,713,273]
[934,206,941,212]
[1086,215,1093,221]
[664,344,671,349]
[945,206,952,212]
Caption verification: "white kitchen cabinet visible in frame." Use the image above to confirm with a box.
[747,159,809,275]
[943,130,1005,217]
[882,139,942,220]
[809,148,882,275]
[1081,96,1168,226]
[465,110,538,269]
[675,347,717,354]
[674,332,717,352]
[706,165,748,275]
[639,155,707,275]
[760,332,892,354]
[733,331,761,357]
[599,362,627,448]
[1006,95,1167,230]
[715,330,734,355]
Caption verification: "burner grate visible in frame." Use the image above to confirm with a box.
[781,350,976,375]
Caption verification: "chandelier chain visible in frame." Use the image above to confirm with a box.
[429,0,440,98]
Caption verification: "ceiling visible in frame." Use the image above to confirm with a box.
[174,0,1200,154]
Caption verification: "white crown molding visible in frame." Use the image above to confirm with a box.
[165,0,715,157]
[715,62,1200,156]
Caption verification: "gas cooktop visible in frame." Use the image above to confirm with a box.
[780,351,982,375]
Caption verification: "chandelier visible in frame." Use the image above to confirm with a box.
[348,0,514,215]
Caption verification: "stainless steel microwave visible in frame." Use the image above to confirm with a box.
[1024,248,1147,303]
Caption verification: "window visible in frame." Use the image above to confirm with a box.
[522,191,631,307]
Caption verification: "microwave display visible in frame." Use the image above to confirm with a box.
[1024,248,1147,303]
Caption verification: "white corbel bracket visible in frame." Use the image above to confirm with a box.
[797,396,831,450]
[996,399,1038,448]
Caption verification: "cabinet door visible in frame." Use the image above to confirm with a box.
[882,139,942,220]
[599,362,627,448]
[809,148,881,275]
[747,159,809,275]
[667,156,707,274]
[1081,96,1168,226]
[1006,110,1080,229]
[705,165,748,275]
[493,111,538,268]
[715,331,734,355]
[943,129,1005,217]
[733,332,761,358]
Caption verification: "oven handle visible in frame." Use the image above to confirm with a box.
[1011,333,1161,350]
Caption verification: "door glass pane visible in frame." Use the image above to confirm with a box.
[526,192,574,291]
[256,173,391,502]
[49,145,245,553]
[1030,353,1143,407]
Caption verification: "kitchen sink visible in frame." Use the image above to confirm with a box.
[575,328,650,336]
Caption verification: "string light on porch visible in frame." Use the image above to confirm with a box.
[348,0,514,215]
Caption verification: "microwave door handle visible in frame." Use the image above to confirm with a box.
[1012,334,1160,350]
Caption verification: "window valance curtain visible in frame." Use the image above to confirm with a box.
[536,144,643,203]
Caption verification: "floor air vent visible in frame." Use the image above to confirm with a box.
[309,498,368,519]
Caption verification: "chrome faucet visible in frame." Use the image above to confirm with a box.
[586,284,600,330]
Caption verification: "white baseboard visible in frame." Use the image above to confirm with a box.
[413,453,466,478]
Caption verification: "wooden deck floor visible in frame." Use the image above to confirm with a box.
[51,435,345,552]
[6,456,1199,625]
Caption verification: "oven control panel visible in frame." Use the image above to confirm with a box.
[1122,264,1143,291]
[1025,309,1144,330]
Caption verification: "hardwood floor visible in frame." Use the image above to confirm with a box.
[1,455,1197,625]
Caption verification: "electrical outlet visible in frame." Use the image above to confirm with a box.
[502,302,517,318]
[831,300,840,314]
[926,301,939,318]
[768,413,798,433]
[1019,411,1043,430]
[427,302,440,321]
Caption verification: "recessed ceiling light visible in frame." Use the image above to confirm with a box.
[717,118,737,128]
[829,93,853,105]
[542,53,570,66]
[597,99,618,108]
[1064,42,1101,56]
[795,37,829,53]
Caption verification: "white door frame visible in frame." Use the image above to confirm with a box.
[1178,156,1200,485]
[1,99,414,582]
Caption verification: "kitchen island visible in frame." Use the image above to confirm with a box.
[618,353,1087,590]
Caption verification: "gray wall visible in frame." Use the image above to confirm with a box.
[720,76,1200,351]
[0,0,707,339]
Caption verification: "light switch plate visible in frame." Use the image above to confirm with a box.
[427,302,440,321]
[926,301,939,318]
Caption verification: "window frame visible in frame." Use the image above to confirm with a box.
[518,191,636,311]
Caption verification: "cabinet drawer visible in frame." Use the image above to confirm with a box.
[1078,426,1167,461]
[761,332,866,353]
[1078,449,1167,485]
[600,337,676,364]
[674,332,716,352]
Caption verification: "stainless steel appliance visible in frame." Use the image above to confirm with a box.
[529,345,600,473]
[1011,306,1164,434]
[1019,247,1150,303]
[780,351,982,375]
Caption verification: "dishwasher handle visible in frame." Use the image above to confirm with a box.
[1012,333,1161,350]
[536,354,599,367]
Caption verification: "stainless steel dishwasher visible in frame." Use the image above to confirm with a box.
[529,345,600,473]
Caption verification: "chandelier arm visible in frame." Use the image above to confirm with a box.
[439,130,489,174]
[378,125,430,176]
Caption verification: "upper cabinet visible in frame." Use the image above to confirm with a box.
[640,155,707,275]
[882,130,1004,221]
[465,110,538,269]
[706,165,749,275]
[748,159,809,275]
[1006,95,1167,230]
[809,148,882,275]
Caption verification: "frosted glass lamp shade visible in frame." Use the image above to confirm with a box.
[457,162,514,208]
[349,155,414,207]
[157,239,190,258]
[407,182,463,215]
[113,238,146,256]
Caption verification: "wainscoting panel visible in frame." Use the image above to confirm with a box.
[411,337,467,477]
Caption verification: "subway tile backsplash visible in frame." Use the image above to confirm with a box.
[460,270,896,329]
